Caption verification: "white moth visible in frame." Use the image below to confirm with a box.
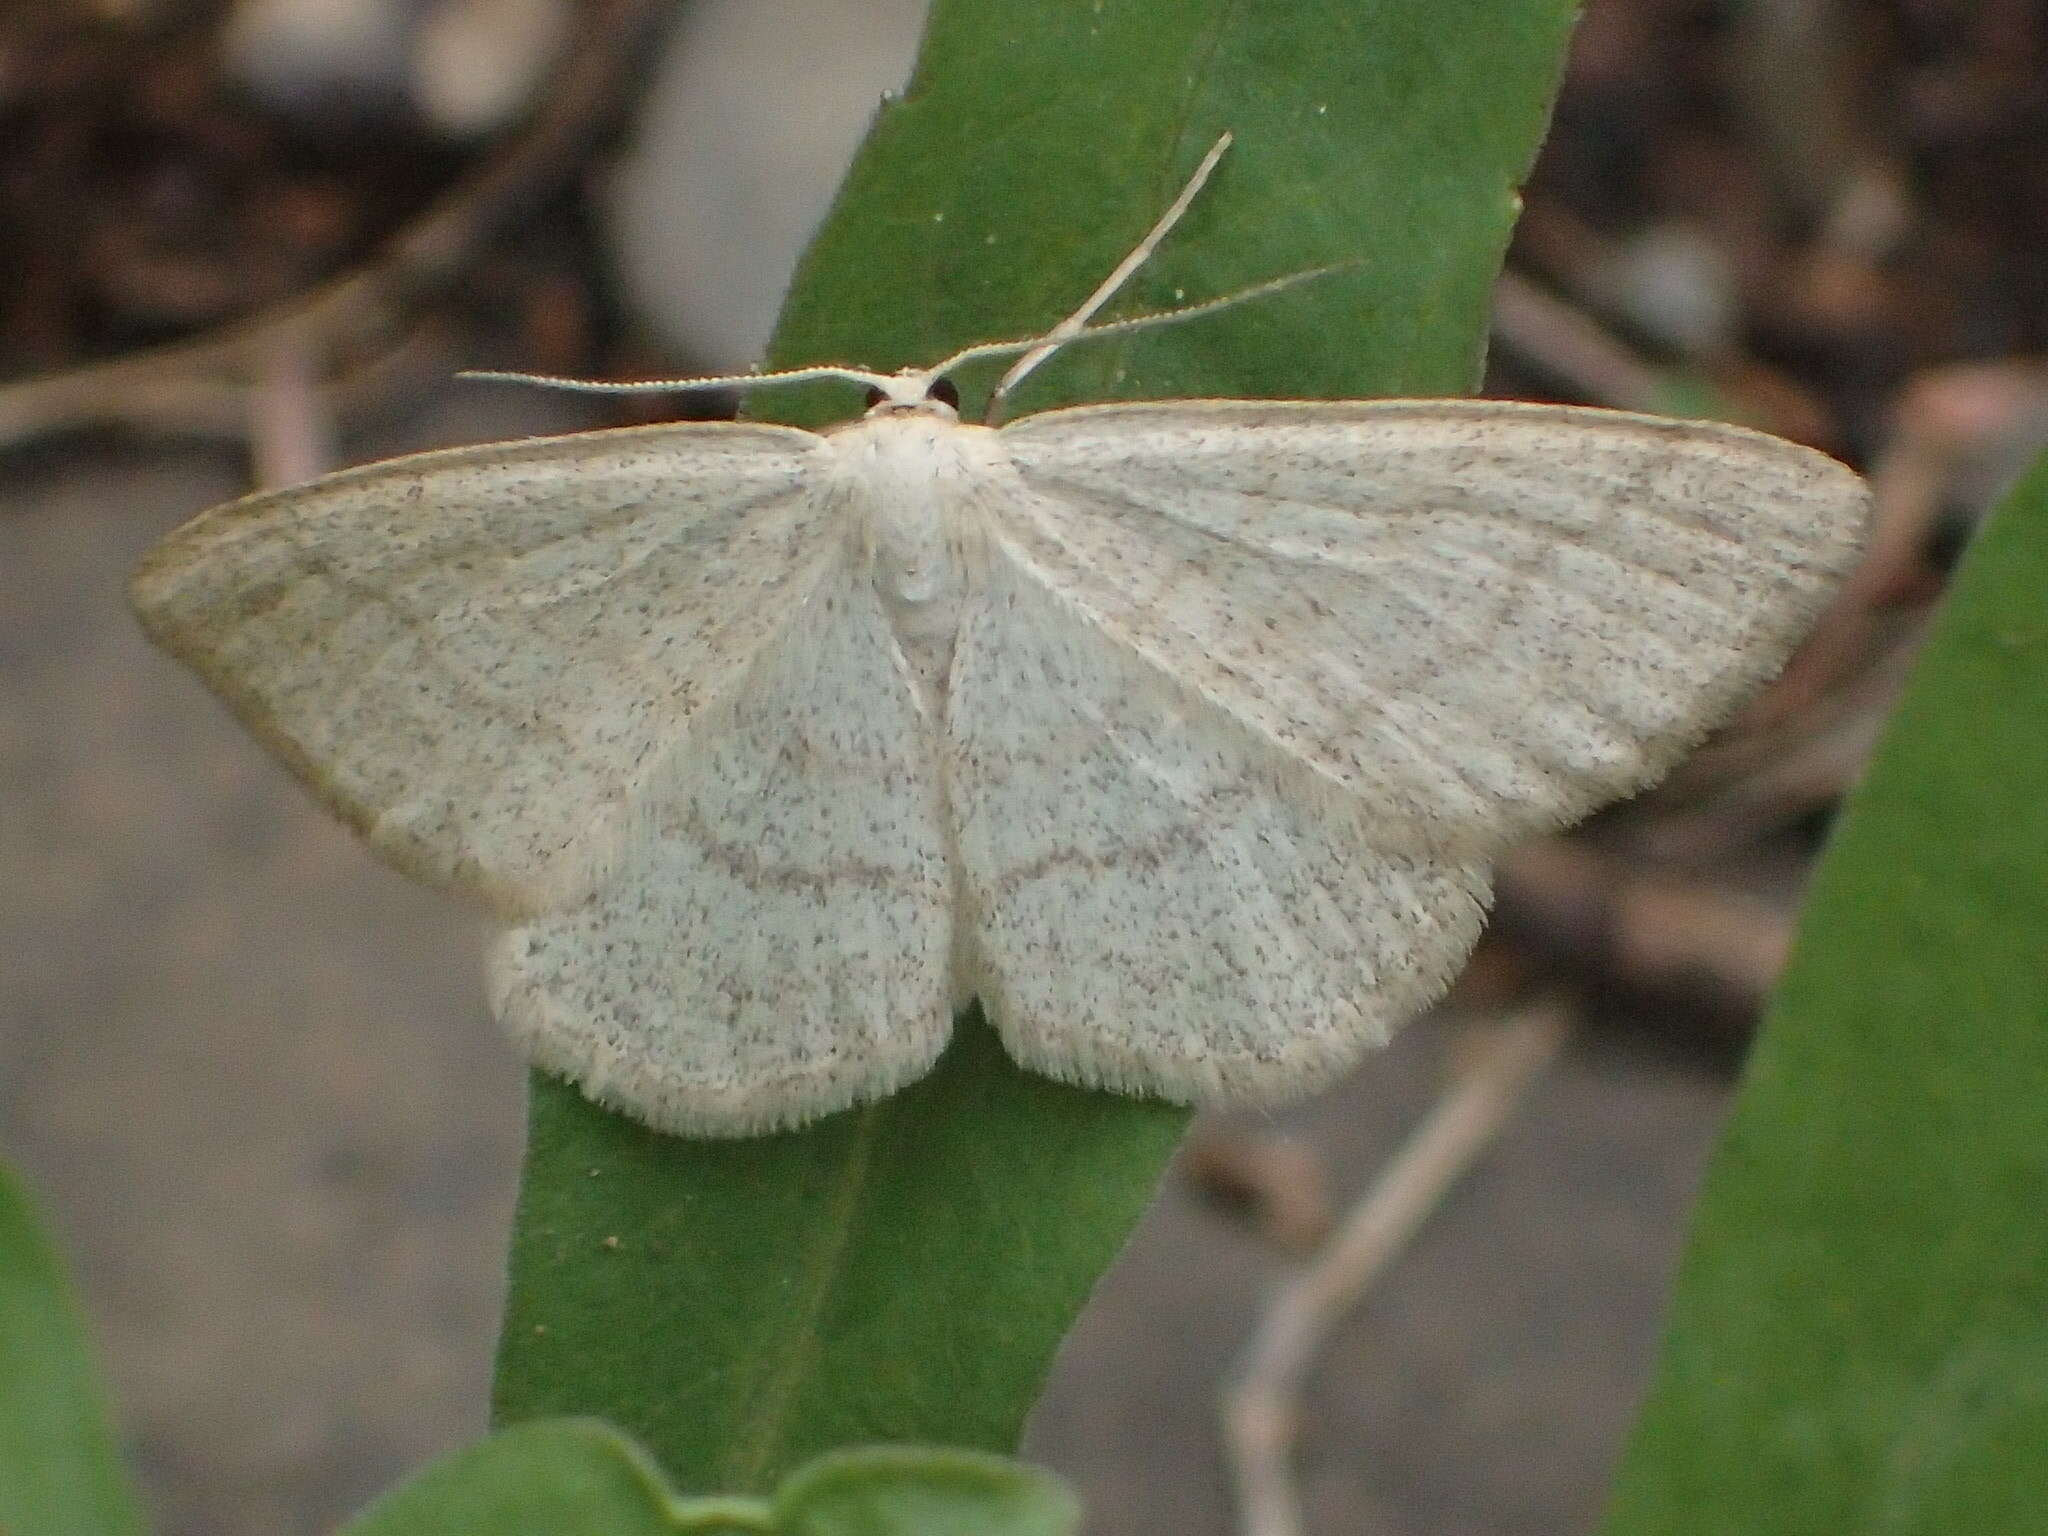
[129,142,1868,1136]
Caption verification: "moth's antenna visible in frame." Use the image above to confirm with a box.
[467,131,1349,418]
[987,132,1233,417]
[944,264,1351,378]
[459,363,901,397]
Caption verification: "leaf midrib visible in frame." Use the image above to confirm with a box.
[722,1103,882,1490]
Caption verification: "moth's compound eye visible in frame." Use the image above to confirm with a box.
[929,377,962,410]
[863,385,887,409]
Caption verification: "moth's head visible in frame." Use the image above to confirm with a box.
[862,371,963,420]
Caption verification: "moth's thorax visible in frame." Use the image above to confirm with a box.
[825,408,1008,703]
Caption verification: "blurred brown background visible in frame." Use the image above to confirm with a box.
[3,2,2044,1533]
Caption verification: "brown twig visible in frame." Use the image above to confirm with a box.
[1490,268,1673,413]
[0,0,665,456]
[1493,841,1793,1014]
[1182,1128,1333,1254]
[1223,998,1575,1536]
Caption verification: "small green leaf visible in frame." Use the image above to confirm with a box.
[338,1418,774,1536]
[338,1428,1075,1536]
[496,0,1581,1493]
[0,1163,145,1536]
[1602,458,2048,1535]
[775,1447,1078,1536]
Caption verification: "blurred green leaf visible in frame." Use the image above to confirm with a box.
[340,1428,1075,1536]
[774,1447,1078,1536]
[0,1164,144,1536]
[339,1421,701,1536]
[1603,457,2048,1535]
[496,0,1580,1494]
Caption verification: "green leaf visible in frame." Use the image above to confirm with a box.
[339,1420,709,1536]
[339,1428,1075,1536]
[495,0,1581,1492]
[774,1447,1078,1536]
[766,0,1578,423]
[0,1164,145,1536]
[495,1021,1183,1491]
[1602,456,2048,1535]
